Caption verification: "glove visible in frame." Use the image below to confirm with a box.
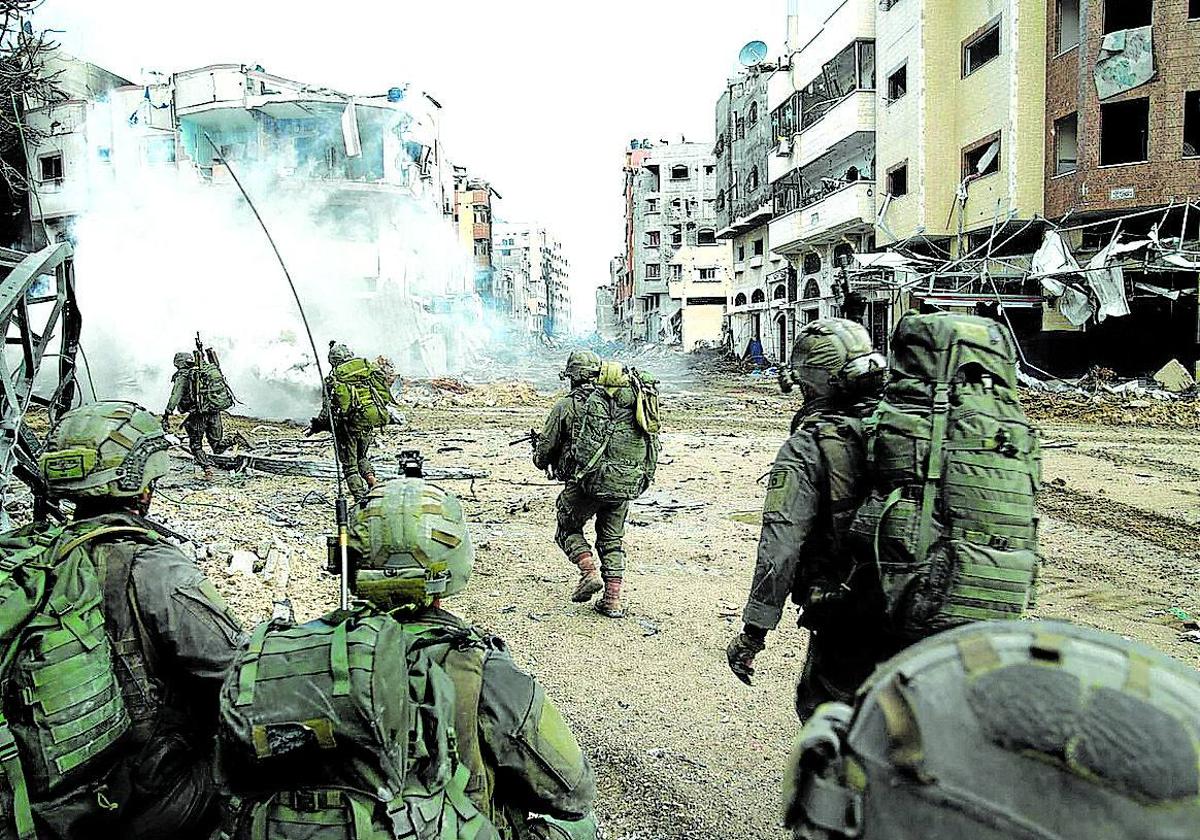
[727,630,767,686]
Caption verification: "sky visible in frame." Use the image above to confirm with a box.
[36,0,797,331]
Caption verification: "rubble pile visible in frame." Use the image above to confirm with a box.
[1020,364,1200,428]
[400,378,549,409]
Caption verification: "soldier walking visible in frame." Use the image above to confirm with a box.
[163,340,236,480]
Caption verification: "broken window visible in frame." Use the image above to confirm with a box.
[1100,97,1149,165]
[754,239,765,256]
[963,135,1001,179]
[698,229,717,245]
[736,115,746,140]
[800,40,875,129]
[963,20,1001,77]
[1057,0,1080,52]
[670,165,690,180]
[749,166,760,191]
[646,263,661,279]
[858,41,876,90]
[887,64,907,101]
[772,93,800,139]
[737,244,746,260]
[647,230,661,247]
[671,227,683,247]
[803,279,821,299]
[751,289,766,303]
[1185,91,1200,157]
[1192,0,1200,19]
[734,293,748,306]
[646,198,659,213]
[699,268,718,281]
[671,198,683,211]
[704,164,715,176]
[1104,0,1152,34]
[803,252,822,275]
[887,162,909,197]
[670,264,683,280]
[748,102,759,127]
[1055,113,1079,174]
[834,243,855,267]
[39,153,63,181]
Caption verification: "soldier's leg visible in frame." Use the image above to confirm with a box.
[555,484,603,603]
[206,412,227,455]
[335,433,367,501]
[182,414,211,476]
[357,429,378,489]
[795,622,892,721]
[593,501,629,618]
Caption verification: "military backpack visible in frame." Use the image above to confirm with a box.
[568,362,660,502]
[184,360,235,414]
[786,620,1200,840]
[217,610,498,840]
[0,520,161,840]
[848,313,1040,640]
[330,359,396,430]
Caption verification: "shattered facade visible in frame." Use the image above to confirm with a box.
[453,170,500,301]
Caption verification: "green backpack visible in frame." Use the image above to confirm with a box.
[569,363,660,502]
[848,313,1041,640]
[330,359,395,430]
[786,620,1200,840]
[192,361,235,413]
[217,610,498,840]
[0,521,159,840]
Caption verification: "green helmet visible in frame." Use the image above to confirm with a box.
[329,342,353,366]
[173,352,192,369]
[347,478,474,610]
[561,350,600,383]
[785,318,885,401]
[39,401,171,499]
[786,620,1200,840]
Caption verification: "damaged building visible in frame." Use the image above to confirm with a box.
[492,223,573,337]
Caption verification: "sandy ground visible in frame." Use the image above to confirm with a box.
[138,380,1200,840]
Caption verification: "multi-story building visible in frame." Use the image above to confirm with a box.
[768,0,888,349]
[595,272,620,341]
[622,140,724,343]
[492,223,572,337]
[453,170,500,301]
[618,144,652,340]
[667,243,735,351]
[875,0,1047,255]
[715,61,794,361]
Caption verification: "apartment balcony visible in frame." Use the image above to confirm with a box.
[769,181,875,253]
[769,92,875,184]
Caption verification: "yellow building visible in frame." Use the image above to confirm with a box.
[876,0,1046,253]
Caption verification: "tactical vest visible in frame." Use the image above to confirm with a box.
[0,516,163,840]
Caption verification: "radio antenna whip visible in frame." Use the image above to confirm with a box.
[204,132,352,610]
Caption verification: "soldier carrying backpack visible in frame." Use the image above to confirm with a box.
[308,341,401,502]
[0,401,246,840]
[163,336,237,481]
[726,319,890,719]
[216,476,598,840]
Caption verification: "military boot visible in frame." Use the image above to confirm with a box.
[203,466,215,482]
[594,577,625,618]
[571,552,603,603]
[365,472,379,490]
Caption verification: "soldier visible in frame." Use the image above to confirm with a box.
[308,342,394,503]
[163,348,236,480]
[785,619,1200,839]
[0,401,245,840]
[533,351,623,616]
[726,319,889,719]
[217,477,598,839]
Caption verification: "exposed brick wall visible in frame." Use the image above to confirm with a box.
[1045,0,1200,219]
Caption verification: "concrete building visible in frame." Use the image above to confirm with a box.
[622,140,724,343]
[875,0,1048,254]
[667,243,735,351]
[768,0,887,349]
[453,169,500,300]
[716,61,794,361]
[493,223,572,337]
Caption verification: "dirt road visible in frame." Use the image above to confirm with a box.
[150,381,1200,840]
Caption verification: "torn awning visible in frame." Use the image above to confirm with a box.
[1095,26,1155,99]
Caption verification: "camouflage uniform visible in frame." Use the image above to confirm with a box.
[164,352,229,472]
[1,402,246,840]
[311,343,377,502]
[728,319,892,719]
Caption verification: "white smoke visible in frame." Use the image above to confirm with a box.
[69,98,505,421]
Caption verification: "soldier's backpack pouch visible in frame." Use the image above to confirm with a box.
[218,611,498,840]
[331,360,392,430]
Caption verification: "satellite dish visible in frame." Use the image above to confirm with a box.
[738,40,769,67]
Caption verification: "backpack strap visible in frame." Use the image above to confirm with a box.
[235,621,273,707]
[914,343,960,564]
[0,711,35,840]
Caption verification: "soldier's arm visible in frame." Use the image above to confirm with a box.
[533,399,568,471]
[164,374,186,415]
[742,433,824,633]
[478,640,596,820]
[130,544,247,725]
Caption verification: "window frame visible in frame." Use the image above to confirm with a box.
[645,263,662,280]
[962,17,1003,78]
[698,267,719,281]
[1183,91,1199,158]
[38,152,64,182]
[1054,112,1079,175]
[1099,97,1151,167]
[670,164,690,181]
[886,160,909,197]
[962,131,1002,180]
[886,62,908,103]
[1056,0,1081,55]
[1103,0,1153,35]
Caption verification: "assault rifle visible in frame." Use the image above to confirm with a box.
[508,428,540,447]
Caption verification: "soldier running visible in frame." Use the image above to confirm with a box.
[163,343,236,480]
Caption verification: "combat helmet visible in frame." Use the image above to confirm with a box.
[39,401,171,499]
[785,620,1200,840]
[347,478,474,611]
[783,318,885,401]
[561,350,601,384]
[173,352,192,369]
[328,342,353,367]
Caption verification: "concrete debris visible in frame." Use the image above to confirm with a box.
[202,451,489,481]
[227,550,259,576]
[1154,359,1196,393]
[1095,26,1155,100]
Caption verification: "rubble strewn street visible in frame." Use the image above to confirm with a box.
[108,371,1198,840]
